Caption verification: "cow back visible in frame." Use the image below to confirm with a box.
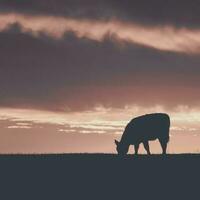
[121,113,170,143]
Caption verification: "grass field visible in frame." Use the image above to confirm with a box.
[0,153,199,199]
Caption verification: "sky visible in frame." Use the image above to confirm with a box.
[0,0,200,153]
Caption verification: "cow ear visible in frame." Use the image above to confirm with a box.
[114,140,119,146]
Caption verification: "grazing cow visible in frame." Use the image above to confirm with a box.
[115,113,170,155]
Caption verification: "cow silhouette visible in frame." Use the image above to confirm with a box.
[115,113,170,155]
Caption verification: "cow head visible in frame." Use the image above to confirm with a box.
[114,140,129,156]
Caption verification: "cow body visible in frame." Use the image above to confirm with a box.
[115,113,170,155]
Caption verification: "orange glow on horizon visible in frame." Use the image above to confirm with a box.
[0,105,200,153]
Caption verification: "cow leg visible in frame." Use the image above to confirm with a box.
[134,144,139,155]
[143,141,151,155]
[159,139,167,155]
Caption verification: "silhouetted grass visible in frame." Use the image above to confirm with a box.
[0,153,199,199]
[0,153,200,162]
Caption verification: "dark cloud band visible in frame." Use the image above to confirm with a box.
[1,13,200,54]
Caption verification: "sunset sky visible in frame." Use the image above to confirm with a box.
[0,0,200,153]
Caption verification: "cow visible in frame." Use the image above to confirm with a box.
[115,113,170,155]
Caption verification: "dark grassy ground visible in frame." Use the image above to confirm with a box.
[0,154,200,199]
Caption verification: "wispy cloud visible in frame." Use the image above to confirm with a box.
[1,105,200,135]
[7,122,32,129]
[1,13,200,54]
[7,125,31,129]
